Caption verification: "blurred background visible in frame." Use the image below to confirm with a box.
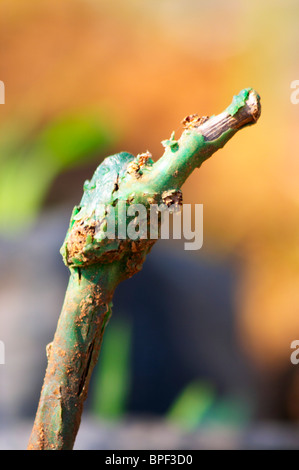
[0,0,299,449]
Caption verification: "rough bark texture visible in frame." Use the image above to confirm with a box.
[28,88,261,450]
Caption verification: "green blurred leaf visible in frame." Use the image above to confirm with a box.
[34,114,114,170]
[92,318,131,419]
[202,397,252,428]
[167,381,215,431]
[167,380,251,431]
[0,111,119,234]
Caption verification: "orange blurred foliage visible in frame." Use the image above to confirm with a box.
[0,0,299,372]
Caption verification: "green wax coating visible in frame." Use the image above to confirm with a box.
[226,87,260,116]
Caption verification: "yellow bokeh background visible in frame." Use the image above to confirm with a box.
[1,0,299,431]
